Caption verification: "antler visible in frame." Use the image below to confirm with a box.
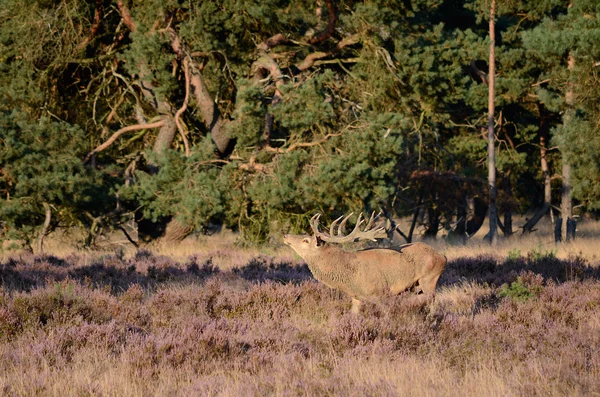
[309,212,387,243]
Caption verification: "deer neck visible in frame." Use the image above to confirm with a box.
[304,245,356,290]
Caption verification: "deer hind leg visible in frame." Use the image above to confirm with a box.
[351,298,362,314]
[418,272,442,295]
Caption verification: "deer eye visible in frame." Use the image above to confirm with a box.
[303,238,309,244]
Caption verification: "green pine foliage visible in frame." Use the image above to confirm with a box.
[522,0,600,208]
[0,112,113,245]
[1,0,599,245]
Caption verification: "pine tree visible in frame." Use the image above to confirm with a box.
[522,0,600,241]
[1,0,597,246]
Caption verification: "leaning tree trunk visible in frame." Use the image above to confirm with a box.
[522,105,554,235]
[117,3,192,245]
[170,30,234,157]
[487,0,498,246]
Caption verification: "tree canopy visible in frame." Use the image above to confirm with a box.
[1,0,598,247]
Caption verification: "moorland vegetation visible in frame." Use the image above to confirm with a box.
[1,244,599,396]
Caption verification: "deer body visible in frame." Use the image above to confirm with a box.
[285,237,445,298]
[283,213,447,313]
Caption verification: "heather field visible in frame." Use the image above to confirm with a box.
[1,235,600,396]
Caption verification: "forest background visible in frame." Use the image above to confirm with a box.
[1,0,600,250]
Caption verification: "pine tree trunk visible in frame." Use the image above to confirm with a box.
[423,207,440,240]
[503,176,513,237]
[161,219,194,245]
[37,202,51,254]
[560,53,575,242]
[171,33,234,156]
[522,104,553,236]
[487,0,498,246]
[152,116,177,154]
[538,104,553,217]
[561,161,573,242]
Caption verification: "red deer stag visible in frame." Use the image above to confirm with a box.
[283,212,447,313]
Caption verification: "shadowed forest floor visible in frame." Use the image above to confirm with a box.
[1,233,600,396]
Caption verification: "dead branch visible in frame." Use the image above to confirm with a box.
[532,78,551,87]
[175,57,191,156]
[253,55,285,96]
[193,159,231,170]
[75,0,104,53]
[257,33,289,51]
[169,28,233,155]
[116,0,137,32]
[101,93,126,137]
[309,0,336,45]
[85,120,165,163]
[296,34,360,71]
[238,161,266,172]
[313,57,360,66]
[265,132,343,153]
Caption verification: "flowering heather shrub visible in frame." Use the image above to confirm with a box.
[0,251,599,396]
[1,280,117,341]
[442,253,599,287]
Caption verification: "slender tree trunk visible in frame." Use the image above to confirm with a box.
[37,202,51,254]
[560,161,573,241]
[408,191,424,243]
[538,103,553,223]
[487,0,498,246]
[503,175,513,237]
[423,205,440,240]
[560,54,575,242]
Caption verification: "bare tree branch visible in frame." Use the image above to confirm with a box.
[296,34,360,71]
[101,93,125,137]
[75,0,104,53]
[254,55,285,95]
[85,120,165,163]
[265,132,343,153]
[175,57,191,156]
[116,0,137,32]
[309,0,336,45]
[257,33,289,51]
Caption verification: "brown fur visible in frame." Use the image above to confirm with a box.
[283,235,447,313]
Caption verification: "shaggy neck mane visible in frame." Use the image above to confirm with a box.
[304,244,356,288]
